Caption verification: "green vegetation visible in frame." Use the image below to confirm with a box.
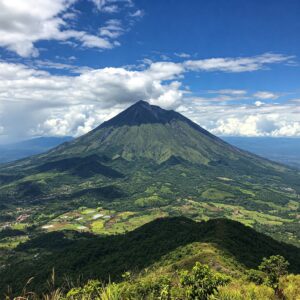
[1,101,300,248]
[1,217,300,296]
[259,255,289,293]
[5,257,300,299]
[179,262,230,299]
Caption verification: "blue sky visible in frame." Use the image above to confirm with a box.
[0,0,299,142]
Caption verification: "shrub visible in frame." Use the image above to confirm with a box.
[122,275,171,299]
[279,274,300,300]
[246,269,265,285]
[259,255,289,291]
[179,262,230,300]
[213,281,275,300]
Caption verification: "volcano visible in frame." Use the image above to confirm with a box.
[0,101,299,244]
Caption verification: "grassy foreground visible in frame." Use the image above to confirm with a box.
[5,259,300,299]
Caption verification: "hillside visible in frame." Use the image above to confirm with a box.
[1,217,300,294]
[0,101,299,247]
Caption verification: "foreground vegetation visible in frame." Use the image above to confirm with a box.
[5,256,300,299]
[1,217,300,297]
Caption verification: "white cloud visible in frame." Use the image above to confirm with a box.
[211,89,247,96]
[99,19,124,38]
[0,53,299,138]
[77,32,114,49]
[0,0,130,57]
[0,61,185,137]
[184,53,294,73]
[146,62,184,80]
[211,115,279,136]
[90,0,133,13]
[211,115,300,137]
[254,101,265,107]
[254,91,279,100]
[174,52,191,58]
[181,100,300,137]
[129,9,144,18]
[33,59,93,74]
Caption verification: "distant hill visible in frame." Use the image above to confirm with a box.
[1,217,300,293]
[223,137,300,169]
[0,136,73,163]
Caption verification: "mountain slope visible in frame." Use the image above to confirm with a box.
[16,101,287,166]
[0,101,299,246]
[1,217,300,293]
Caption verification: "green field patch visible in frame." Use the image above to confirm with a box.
[91,220,105,233]
[43,222,83,231]
[134,195,169,207]
[117,211,137,219]
[201,188,234,200]
[96,210,169,235]
[288,200,299,210]
[212,203,291,226]
[237,187,255,196]
[11,223,28,230]
[0,235,28,249]
[20,172,58,182]
[80,208,97,215]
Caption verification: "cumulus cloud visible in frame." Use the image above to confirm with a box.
[211,115,300,137]
[211,115,279,136]
[0,0,137,57]
[180,100,300,137]
[0,53,299,139]
[0,61,185,138]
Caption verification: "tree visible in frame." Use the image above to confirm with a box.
[259,255,289,292]
[179,262,230,300]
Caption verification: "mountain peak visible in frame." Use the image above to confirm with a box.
[99,100,183,128]
[133,100,151,107]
